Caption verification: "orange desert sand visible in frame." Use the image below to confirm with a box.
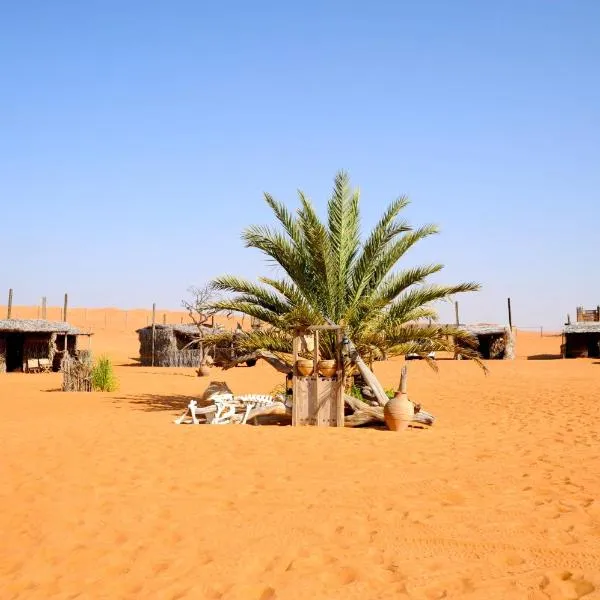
[1,306,599,599]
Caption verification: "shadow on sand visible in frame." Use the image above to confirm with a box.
[114,393,197,412]
[527,354,563,360]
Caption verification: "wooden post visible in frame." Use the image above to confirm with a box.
[42,296,47,320]
[336,327,344,427]
[7,289,13,319]
[163,313,166,325]
[454,301,460,326]
[151,303,156,367]
[507,297,512,330]
[313,329,319,425]
[292,332,299,425]
[63,293,68,322]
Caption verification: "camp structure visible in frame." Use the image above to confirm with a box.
[137,323,229,367]
[0,319,91,373]
[455,324,515,360]
[575,306,600,323]
[561,323,600,358]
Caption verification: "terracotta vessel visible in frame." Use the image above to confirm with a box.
[384,392,414,432]
[317,359,337,377]
[197,364,211,377]
[296,359,314,376]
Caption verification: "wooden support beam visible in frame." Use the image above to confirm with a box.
[7,288,13,319]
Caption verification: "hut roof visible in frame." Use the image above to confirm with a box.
[458,324,510,336]
[563,322,600,334]
[135,323,221,336]
[0,319,90,335]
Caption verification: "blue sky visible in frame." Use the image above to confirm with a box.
[1,1,598,328]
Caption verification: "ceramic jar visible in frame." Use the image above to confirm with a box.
[317,359,337,377]
[296,359,314,376]
[383,392,414,431]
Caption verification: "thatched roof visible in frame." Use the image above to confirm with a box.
[136,323,221,336]
[564,323,600,334]
[0,319,90,335]
[459,324,510,336]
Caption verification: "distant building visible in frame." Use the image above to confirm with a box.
[0,319,91,373]
[456,324,515,360]
[562,323,600,358]
[562,306,600,358]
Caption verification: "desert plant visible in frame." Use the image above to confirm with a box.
[91,356,118,392]
[207,171,481,363]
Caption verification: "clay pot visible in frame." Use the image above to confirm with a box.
[197,364,211,377]
[317,359,337,378]
[296,359,314,376]
[383,392,414,432]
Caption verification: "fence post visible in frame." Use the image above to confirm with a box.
[7,289,13,319]
[151,303,156,367]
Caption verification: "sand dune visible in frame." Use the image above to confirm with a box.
[1,309,599,598]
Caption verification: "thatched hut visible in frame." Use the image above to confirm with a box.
[136,324,226,367]
[456,324,515,360]
[562,323,600,358]
[0,319,91,373]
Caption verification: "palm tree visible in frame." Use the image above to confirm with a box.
[210,171,480,363]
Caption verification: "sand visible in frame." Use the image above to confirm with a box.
[1,308,599,599]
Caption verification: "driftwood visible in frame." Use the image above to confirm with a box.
[343,338,389,406]
[200,330,431,428]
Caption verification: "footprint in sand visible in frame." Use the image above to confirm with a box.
[539,571,595,599]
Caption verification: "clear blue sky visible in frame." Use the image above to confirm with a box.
[1,1,598,328]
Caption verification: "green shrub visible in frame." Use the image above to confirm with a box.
[91,356,118,392]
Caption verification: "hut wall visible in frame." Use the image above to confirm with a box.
[154,349,203,367]
[138,328,203,366]
[456,328,514,360]
[22,333,53,364]
[565,333,600,358]
[0,336,6,373]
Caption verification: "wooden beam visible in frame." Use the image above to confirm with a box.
[7,288,13,319]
